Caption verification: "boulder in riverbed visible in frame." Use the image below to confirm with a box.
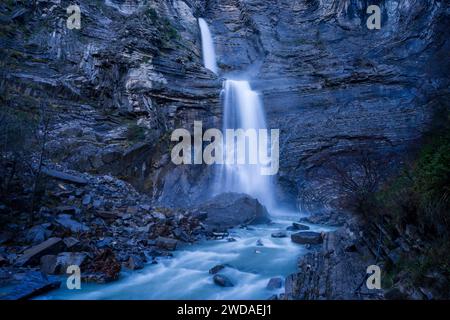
[209,264,225,274]
[267,277,283,290]
[292,223,310,231]
[291,231,323,245]
[198,193,270,232]
[271,232,287,238]
[126,255,144,270]
[156,236,178,251]
[213,274,234,287]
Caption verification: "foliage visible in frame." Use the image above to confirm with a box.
[378,129,450,236]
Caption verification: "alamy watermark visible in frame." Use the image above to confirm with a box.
[366,265,381,289]
[367,5,381,30]
[170,121,280,175]
[66,5,81,30]
[66,265,81,290]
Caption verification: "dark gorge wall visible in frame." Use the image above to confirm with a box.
[2,0,448,209]
[1,0,222,206]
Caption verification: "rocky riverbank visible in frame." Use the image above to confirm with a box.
[282,210,449,300]
[0,162,274,299]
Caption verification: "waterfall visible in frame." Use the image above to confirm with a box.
[198,18,218,74]
[220,80,275,209]
[198,18,275,210]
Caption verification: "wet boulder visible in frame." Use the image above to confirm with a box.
[209,264,225,274]
[213,274,234,287]
[271,232,287,238]
[126,255,144,270]
[291,231,323,245]
[156,236,178,251]
[198,193,270,232]
[267,277,283,290]
[292,223,310,231]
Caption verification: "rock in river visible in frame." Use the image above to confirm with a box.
[209,264,225,274]
[291,232,323,245]
[126,255,144,270]
[198,193,270,232]
[267,277,283,290]
[156,236,178,251]
[292,223,310,231]
[271,232,287,238]
[213,274,234,287]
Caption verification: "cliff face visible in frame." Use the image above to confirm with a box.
[1,0,222,206]
[2,0,449,208]
[202,0,449,208]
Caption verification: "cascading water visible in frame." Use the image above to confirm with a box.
[199,18,275,209]
[219,80,275,210]
[198,18,218,74]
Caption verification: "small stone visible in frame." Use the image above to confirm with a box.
[213,274,234,287]
[266,277,283,290]
[126,255,144,270]
[26,225,52,244]
[209,264,225,274]
[93,199,103,209]
[126,206,138,215]
[173,228,190,242]
[271,232,287,238]
[155,236,178,251]
[40,255,57,274]
[55,206,78,215]
[56,214,90,233]
[292,223,310,231]
[63,237,81,251]
[82,194,92,206]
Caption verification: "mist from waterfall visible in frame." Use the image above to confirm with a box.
[198,18,218,74]
[198,18,275,210]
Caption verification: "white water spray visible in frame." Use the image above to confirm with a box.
[198,18,218,74]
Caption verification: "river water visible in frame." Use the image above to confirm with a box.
[39,210,330,300]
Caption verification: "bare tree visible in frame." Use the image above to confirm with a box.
[328,150,386,216]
